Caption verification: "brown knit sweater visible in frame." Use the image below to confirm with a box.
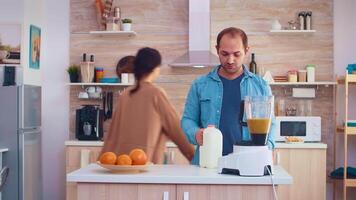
[101,82,194,164]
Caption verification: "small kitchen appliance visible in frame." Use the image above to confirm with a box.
[75,105,104,140]
[218,96,274,176]
[274,116,321,142]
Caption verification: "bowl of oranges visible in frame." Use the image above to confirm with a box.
[97,148,150,173]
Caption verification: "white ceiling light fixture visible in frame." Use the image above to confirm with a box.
[169,0,219,67]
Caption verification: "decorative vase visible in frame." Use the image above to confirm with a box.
[69,73,79,83]
[121,23,132,31]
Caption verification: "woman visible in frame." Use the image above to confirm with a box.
[102,47,194,163]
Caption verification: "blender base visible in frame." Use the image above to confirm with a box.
[217,145,273,176]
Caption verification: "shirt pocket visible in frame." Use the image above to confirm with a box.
[199,97,212,126]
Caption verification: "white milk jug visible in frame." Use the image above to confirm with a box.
[199,125,223,168]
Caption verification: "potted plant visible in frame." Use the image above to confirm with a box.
[67,64,80,83]
[121,18,132,31]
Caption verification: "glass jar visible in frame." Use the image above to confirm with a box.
[306,64,315,82]
[106,17,120,31]
[298,70,307,82]
[288,70,298,82]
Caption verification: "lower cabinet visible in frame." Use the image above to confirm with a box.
[66,146,103,200]
[76,183,275,200]
[274,148,326,200]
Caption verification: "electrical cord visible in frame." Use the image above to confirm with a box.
[266,166,278,200]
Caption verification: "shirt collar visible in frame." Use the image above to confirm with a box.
[208,64,253,81]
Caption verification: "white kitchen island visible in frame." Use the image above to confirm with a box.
[67,164,292,200]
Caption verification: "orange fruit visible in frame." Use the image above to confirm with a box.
[116,154,132,165]
[129,149,147,165]
[99,152,117,165]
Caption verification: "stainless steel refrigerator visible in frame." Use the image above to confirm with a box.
[0,85,42,200]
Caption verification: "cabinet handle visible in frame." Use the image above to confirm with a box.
[163,191,169,200]
[183,192,189,200]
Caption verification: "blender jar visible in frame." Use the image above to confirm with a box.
[244,96,274,146]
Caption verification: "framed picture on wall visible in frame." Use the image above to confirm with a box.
[29,25,41,69]
[0,24,21,64]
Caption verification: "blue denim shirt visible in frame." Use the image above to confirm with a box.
[181,65,275,165]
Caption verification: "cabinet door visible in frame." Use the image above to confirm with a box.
[77,183,138,200]
[166,147,190,165]
[176,185,210,200]
[209,185,274,200]
[66,146,103,200]
[275,148,326,200]
[138,184,176,200]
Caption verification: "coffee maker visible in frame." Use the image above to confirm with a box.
[75,105,104,141]
[218,96,274,176]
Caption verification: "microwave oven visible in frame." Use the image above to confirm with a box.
[275,116,321,142]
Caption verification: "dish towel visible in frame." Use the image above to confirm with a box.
[330,167,356,179]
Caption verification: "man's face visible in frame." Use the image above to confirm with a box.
[216,35,249,75]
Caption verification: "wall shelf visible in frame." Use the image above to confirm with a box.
[89,30,137,37]
[269,30,316,35]
[269,81,336,86]
[67,83,134,86]
[71,31,137,37]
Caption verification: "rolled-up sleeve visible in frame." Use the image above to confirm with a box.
[181,81,201,145]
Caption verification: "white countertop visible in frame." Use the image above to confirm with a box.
[65,140,326,149]
[67,164,292,185]
[0,148,8,153]
[274,142,327,149]
[65,140,104,146]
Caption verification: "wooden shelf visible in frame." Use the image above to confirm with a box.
[337,75,356,84]
[346,74,356,83]
[269,30,316,34]
[269,81,336,86]
[346,127,356,135]
[89,30,137,37]
[71,31,137,37]
[67,83,134,86]
[345,179,356,187]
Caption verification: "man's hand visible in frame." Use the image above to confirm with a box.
[195,128,204,145]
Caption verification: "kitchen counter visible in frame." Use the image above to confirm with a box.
[68,164,292,200]
[275,142,327,149]
[65,140,326,149]
[67,164,292,185]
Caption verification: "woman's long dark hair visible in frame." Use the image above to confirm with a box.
[130,47,162,95]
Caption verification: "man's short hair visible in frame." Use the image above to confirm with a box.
[216,27,248,51]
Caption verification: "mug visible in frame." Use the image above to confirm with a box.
[85,86,96,94]
[78,92,89,99]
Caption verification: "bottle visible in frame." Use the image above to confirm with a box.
[298,11,305,30]
[306,64,315,82]
[306,11,312,30]
[249,53,257,74]
[199,125,223,169]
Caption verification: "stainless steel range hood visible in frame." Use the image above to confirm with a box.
[169,0,219,67]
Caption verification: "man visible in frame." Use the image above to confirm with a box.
[181,27,275,165]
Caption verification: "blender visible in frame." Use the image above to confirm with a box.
[217,96,274,176]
